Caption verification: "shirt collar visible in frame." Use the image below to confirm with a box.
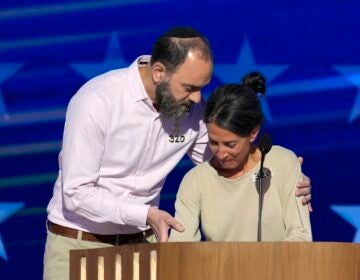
[128,55,152,103]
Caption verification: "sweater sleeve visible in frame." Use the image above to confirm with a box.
[281,152,312,241]
[169,169,202,242]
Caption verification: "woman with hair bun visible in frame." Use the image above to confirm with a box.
[170,72,312,242]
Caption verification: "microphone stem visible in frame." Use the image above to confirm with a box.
[257,154,265,242]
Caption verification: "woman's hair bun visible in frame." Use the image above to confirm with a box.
[241,71,266,95]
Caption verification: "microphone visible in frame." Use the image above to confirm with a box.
[257,133,272,157]
[256,133,272,241]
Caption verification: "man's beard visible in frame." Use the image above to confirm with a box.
[155,81,194,121]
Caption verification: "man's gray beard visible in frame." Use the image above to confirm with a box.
[155,81,193,121]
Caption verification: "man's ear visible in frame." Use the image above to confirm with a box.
[151,62,166,83]
[250,125,260,142]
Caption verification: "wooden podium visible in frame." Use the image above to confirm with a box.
[70,242,360,280]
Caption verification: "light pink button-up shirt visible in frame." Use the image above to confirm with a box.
[47,56,211,234]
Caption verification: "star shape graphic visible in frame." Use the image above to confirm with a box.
[71,32,128,79]
[333,66,360,122]
[331,205,360,242]
[0,63,24,119]
[0,202,25,261]
[214,38,289,123]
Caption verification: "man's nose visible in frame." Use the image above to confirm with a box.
[188,91,201,104]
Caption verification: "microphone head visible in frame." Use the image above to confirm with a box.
[257,133,272,155]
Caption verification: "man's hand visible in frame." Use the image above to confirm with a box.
[297,157,313,212]
[146,206,185,242]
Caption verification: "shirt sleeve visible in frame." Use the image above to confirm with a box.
[169,169,202,242]
[281,152,312,241]
[60,89,149,228]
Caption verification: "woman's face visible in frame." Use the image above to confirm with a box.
[207,123,258,171]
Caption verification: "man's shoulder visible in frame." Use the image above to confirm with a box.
[83,68,129,90]
[78,55,148,100]
[66,69,129,114]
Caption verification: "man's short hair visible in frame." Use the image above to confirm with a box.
[150,26,213,74]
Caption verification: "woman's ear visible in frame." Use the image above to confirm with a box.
[151,62,166,83]
[250,125,260,142]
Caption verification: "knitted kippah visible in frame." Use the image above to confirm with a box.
[163,26,202,38]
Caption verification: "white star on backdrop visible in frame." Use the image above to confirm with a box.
[0,202,25,261]
[333,66,360,122]
[71,32,128,79]
[214,38,289,123]
[331,205,360,242]
[0,63,24,118]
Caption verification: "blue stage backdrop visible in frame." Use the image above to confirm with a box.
[1,0,360,278]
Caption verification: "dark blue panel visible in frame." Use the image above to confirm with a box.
[0,0,360,278]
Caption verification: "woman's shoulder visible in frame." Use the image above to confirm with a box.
[178,161,214,196]
[185,160,213,178]
[268,145,299,164]
[266,146,302,185]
